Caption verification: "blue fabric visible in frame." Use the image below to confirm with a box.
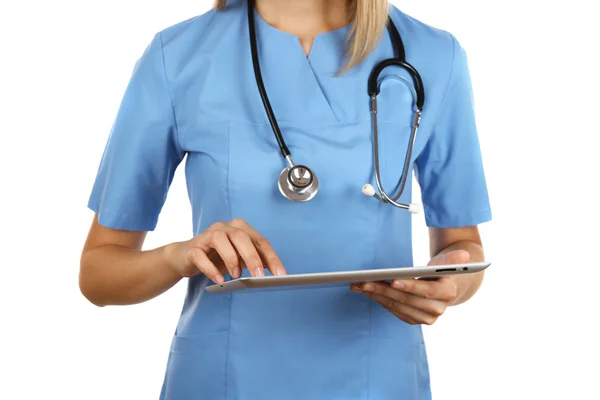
[88,1,491,399]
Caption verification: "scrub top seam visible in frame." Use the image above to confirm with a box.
[305,58,341,123]
[157,31,184,155]
[223,293,233,400]
[413,32,456,168]
[429,32,457,133]
[223,121,233,400]
[367,298,374,400]
[225,121,233,222]
[191,115,410,130]
[366,201,382,400]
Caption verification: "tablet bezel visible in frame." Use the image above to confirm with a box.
[205,262,490,294]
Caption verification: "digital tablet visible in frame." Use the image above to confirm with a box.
[205,262,490,294]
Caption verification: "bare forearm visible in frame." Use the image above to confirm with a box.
[79,243,182,307]
[436,240,485,306]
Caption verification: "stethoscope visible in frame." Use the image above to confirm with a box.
[247,0,424,213]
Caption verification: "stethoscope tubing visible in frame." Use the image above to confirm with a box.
[247,0,291,160]
[247,0,425,210]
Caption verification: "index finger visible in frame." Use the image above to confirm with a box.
[254,237,286,276]
[391,278,457,301]
[228,219,286,276]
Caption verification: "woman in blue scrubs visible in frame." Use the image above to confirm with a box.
[80,0,491,398]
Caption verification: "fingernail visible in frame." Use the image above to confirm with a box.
[350,284,362,292]
[275,266,286,276]
[392,280,405,290]
[233,267,241,278]
[215,274,225,284]
[255,268,265,277]
[363,283,375,292]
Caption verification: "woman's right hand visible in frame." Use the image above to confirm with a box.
[165,218,286,283]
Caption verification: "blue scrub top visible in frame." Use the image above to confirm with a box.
[88,1,492,398]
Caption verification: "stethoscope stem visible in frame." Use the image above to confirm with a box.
[285,155,295,169]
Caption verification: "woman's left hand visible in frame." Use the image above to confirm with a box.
[350,250,470,325]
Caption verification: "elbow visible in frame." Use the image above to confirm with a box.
[79,286,107,308]
[79,252,107,308]
[79,274,107,307]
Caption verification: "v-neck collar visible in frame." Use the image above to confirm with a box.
[247,4,352,125]
[253,7,351,61]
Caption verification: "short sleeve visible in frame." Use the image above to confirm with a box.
[414,35,492,228]
[88,33,184,231]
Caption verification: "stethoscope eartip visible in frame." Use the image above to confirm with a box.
[362,184,376,197]
[363,184,420,214]
[408,203,421,214]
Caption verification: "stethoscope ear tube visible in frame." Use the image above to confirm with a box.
[361,19,425,213]
[367,59,425,110]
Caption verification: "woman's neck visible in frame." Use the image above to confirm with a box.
[255,0,350,55]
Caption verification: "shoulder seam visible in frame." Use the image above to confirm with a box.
[157,31,184,155]
[431,32,457,126]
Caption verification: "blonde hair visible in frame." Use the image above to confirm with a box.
[213,0,389,73]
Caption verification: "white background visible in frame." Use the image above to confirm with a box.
[1,0,599,399]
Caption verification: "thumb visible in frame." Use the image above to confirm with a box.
[428,249,471,266]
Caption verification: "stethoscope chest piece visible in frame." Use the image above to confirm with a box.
[277,165,319,202]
